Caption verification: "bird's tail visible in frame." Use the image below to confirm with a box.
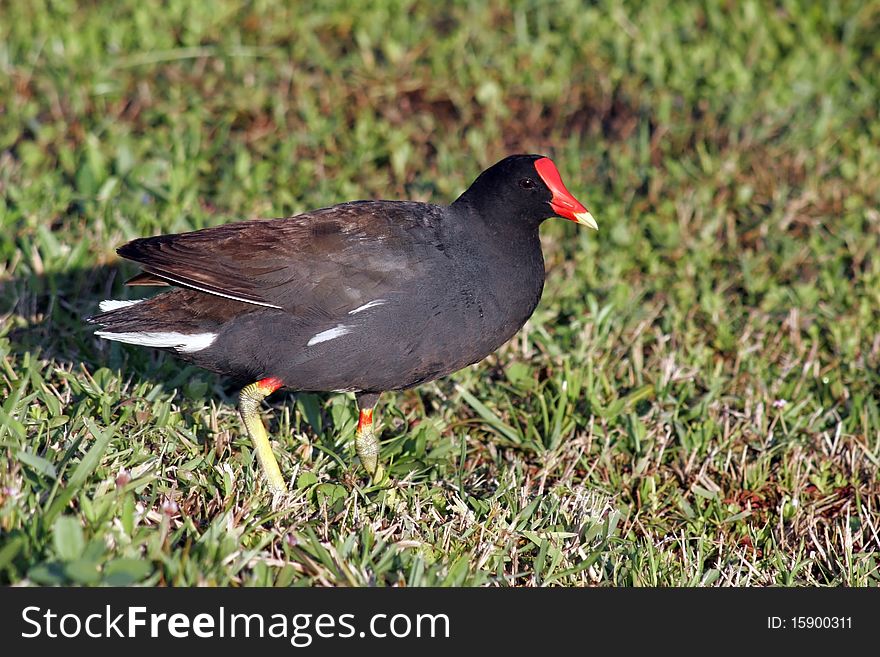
[87,292,219,354]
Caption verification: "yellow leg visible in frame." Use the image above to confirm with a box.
[239,377,286,494]
[355,408,379,477]
[355,393,385,481]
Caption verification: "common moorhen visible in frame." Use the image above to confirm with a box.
[89,154,596,492]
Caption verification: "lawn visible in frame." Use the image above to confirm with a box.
[1,0,878,586]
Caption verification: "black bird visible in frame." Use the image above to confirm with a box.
[89,154,597,492]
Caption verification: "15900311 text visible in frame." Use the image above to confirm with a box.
[767,617,852,630]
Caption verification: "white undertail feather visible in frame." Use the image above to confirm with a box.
[99,299,145,312]
[307,324,352,346]
[348,299,387,315]
[94,330,217,353]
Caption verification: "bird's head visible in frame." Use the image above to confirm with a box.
[454,154,597,230]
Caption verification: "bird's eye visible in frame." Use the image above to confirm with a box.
[518,178,537,189]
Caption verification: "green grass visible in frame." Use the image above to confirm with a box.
[2,0,879,586]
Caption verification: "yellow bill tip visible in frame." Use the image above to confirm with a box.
[574,211,598,230]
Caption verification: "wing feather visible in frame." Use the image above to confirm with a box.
[116,201,444,316]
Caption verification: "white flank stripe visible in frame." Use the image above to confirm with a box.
[146,272,282,309]
[99,299,145,312]
[307,324,352,346]
[348,299,387,315]
[95,330,217,353]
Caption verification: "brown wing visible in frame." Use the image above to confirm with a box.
[116,201,445,316]
[125,272,170,286]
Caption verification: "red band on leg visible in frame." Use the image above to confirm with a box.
[256,377,283,394]
[357,408,373,432]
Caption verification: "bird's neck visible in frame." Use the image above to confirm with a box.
[449,195,543,239]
